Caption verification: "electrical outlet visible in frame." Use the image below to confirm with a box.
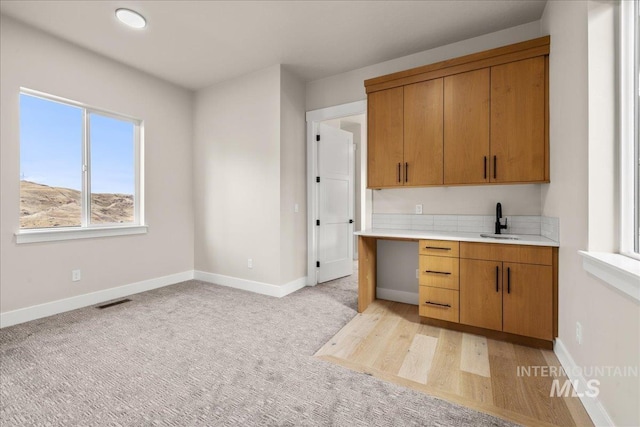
[71,269,81,282]
[415,204,423,214]
[416,269,419,279]
[576,322,582,344]
[294,203,299,213]
[248,258,253,269]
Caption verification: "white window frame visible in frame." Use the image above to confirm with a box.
[579,0,640,303]
[15,88,147,244]
[620,0,640,260]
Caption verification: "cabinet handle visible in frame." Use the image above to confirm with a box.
[493,156,497,179]
[484,156,487,179]
[423,246,451,251]
[405,162,408,183]
[425,301,451,308]
[507,267,511,294]
[425,270,451,275]
[495,265,499,292]
[397,163,401,183]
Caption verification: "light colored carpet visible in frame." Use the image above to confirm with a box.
[0,270,516,426]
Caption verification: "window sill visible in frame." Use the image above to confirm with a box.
[15,225,148,244]
[579,251,640,302]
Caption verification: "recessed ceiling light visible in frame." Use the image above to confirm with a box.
[115,8,146,29]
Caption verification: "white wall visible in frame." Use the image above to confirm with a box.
[194,65,282,285]
[0,16,194,313]
[541,2,640,425]
[194,65,307,287]
[306,21,545,219]
[377,240,419,298]
[280,67,307,284]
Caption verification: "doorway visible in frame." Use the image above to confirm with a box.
[306,100,370,285]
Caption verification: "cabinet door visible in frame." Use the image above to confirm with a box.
[404,79,443,185]
[460,259,502,331]
[367,87,404,188]
[491,57,546,182]
[444,68,490,185]
[502,263,553,340]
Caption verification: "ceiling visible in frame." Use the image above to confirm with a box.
[0,1,547,91]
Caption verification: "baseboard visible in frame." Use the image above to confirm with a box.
[554,338,614,426]
[0,270,194,328]
[194,271,307,298]
[376,288,418,306]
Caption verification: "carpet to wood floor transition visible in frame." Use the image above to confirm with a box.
[316,300,593,427]
[1,271,515,426]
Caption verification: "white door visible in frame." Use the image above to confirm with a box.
[317,123,354,283]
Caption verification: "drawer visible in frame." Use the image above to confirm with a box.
[460,242,552,265]
[419,255,459,290]
[419,286,459,323]
[419,239,459,257]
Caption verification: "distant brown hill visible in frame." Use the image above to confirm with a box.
[20,180,133,229]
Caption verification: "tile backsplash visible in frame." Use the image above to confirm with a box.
[372,213,559,242]
[541,216,560,242]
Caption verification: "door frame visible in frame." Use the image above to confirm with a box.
[306,100,367,286]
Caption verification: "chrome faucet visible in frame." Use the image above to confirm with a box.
[495,202,508,234]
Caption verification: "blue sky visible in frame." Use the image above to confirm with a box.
[20,94,135,195]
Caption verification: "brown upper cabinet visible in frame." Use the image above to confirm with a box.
[368,80,444,188]
[490,56,547,182]
[365,36,550,189]
[443,69,490,185]
[403,79,444,186]
[367,87,404,188]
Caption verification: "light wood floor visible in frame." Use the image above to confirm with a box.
[315,300,593,427]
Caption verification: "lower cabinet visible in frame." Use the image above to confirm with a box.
[458,243,554,341]
[416,240,556,344]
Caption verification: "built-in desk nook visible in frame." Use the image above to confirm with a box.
[356,229,559,349]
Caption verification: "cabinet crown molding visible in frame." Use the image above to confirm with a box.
[364,35,550,94]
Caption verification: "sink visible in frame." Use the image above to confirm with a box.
[480,233,520,240]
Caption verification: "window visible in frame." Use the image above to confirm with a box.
[621,0,640,259]
[19,89,143,238]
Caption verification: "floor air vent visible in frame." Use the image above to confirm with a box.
[97,299,131,309]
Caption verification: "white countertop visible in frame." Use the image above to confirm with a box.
[355,228,559,247]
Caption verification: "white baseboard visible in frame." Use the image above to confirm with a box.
[194,271,307,298]
[554,338,614,426]
[376,288,418,306]
[0,270,194,328]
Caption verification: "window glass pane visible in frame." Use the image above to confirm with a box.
[89,113,135,225]
[19,94,82,229]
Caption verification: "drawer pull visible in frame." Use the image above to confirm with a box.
[423,246,451,251]
[425,270,451,275]
[425,301,451,308]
